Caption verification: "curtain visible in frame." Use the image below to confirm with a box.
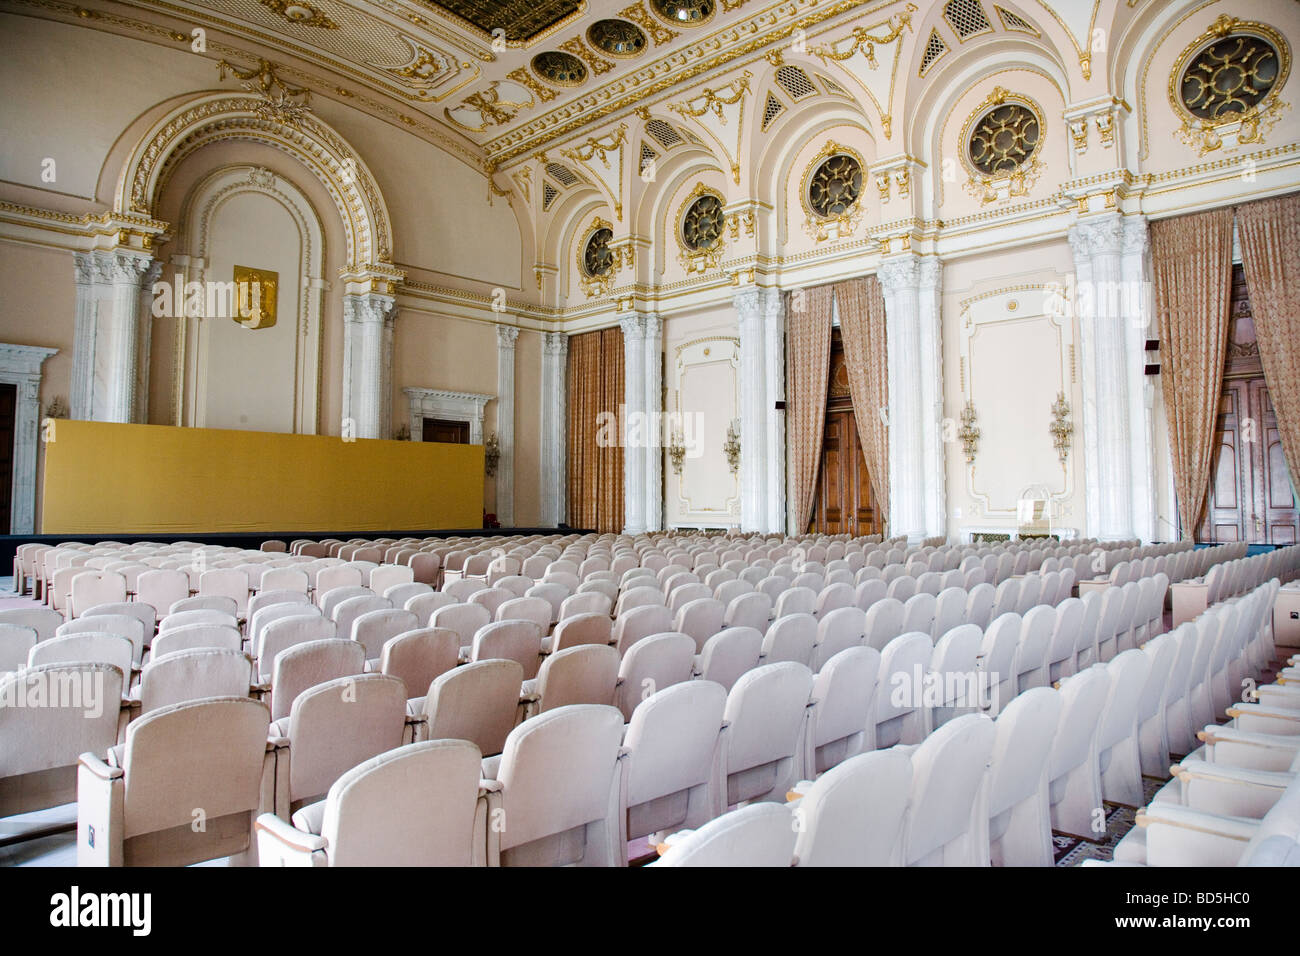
[1149,207,1235,539]
[786,284,834,533]
[566,326,625,533]
[1236,193,1300,501]
[835,276,890,527]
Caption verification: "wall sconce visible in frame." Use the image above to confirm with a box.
[668,431,687,475]
[484,432,500,477]
[1050,392,1073,464]
[723,419,741,475]
[957,400,980,463]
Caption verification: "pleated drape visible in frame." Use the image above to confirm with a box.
[1149,207,1235,538]
[566,326,625,533]
[786,285,834,533]
[835,276,890,526]
[1236,193,1300,504]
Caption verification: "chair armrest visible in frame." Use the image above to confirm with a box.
[1198,725,1300,754]
[1172,759,1295,791]
[78,751,124,781]
[478,778,503,793]
[1137,804,1259,867]
[254,812,327,854]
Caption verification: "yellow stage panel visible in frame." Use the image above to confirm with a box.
[41,420,483,534]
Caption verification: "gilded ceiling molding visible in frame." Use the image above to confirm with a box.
[810,7,914,69]
[258,0,338,29]
[559,36,616,75]
[560,123,628,218]
[446,81,535,132]
[669,71,751,183]
[506,67,559,102]
[115,91,396,272]
[619,1,680,45]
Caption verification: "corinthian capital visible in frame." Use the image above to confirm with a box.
[877,255,921,296]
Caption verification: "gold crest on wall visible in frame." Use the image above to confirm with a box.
[233,265,278,329]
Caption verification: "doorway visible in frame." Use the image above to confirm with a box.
[1198,265,1299,543]
[809,329,881,535]
[422,417,469,444]
[0,383,14,535]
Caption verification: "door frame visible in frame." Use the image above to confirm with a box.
[0,344,57,534]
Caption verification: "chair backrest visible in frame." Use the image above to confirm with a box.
[150,623,243,660]
[651,802,796,867]
[70,570,127,618]
[931,587,968,641]
[965,583,996,630]
[138,647,252,714]
[1095,649,1151,753]
[793,748,911,867]
[405,591,457,626]
[58,614,147,664]
[613,631,696,720]
[269,638,365,722]
[535,644,620,713]
[198,568,250,615]
[0,661,124,780]
[247,589,313,620]
[559,591,612,621]
[472,619,544,680]
[673,598,725,654]
[551,612,613,653]
[496,596,553,634]
[623,679,727,820]
[614,604,675,657]
[491,704,626,859]
[813,606,867,672]
[161,608,238,634]
[349,608,418,661]
[987,686,1061,820]
[1049,665,1111,782]
[423,658,523,757]
[0,607,64,645]
[810,645,881,768]
[761,613,817,668]
[863,597,905,651]
[723,661,814,805]
[724,591,772,632]
[874,632,934,734]
[318,738,484,867]
[902,713,997,866]
[379,627,459,699]
[430,602,493,647]
[699,626,763,691]
[0,623,39,672]
[259,567,310,594]
[285,674,408,808]
[900,591,937,637]
[27,632,133,685]
[170,595,238,618]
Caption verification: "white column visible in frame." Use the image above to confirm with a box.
[879,256,926,542]
[643,314,663,533]
[70,252,103,421]
[495,323,518,527]
[134,260,163,424]
[918,259,946,541]
[540,332,568,527]
[1122,216,1157,543]
[620,314,646,534]
[734,288,767,533]
[104,252,154,423]
[1069,214,1135,540]
[761,288,787,536]
[342,292,396,439]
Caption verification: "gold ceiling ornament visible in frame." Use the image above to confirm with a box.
[577,217,616,298]
[374,35,458,91]
[560,123,628,218]
[258,0,338,29]
[1049,392,1073,465]
[618,1,679,45]
[511,166,532,203]
[674,182,727,273]
[216,58,312,128]
[726,209,755,240]
[720,0,748,11]
[559,36,615,76]
[1168,16,1290,156]
[506,67,558,103]
[958,86,1046,206]
[669,71,752,124]
[447,82,534,132]
[811,6,916,69]
[800,141,866,243]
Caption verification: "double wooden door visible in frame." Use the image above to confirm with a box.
[1199,377,1299,544]
[809,331,881,536]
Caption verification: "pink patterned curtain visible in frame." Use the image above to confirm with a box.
[1149,208,1234,538]
[1236,193,1300,502]
[786,285,834,533]
[835,276,890,525]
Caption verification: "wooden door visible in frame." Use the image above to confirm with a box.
[422,418,469,444]
[1200,382,1248,542]
[1253,381,1299,544]
[0,384,13,535]
[809,331,881,536]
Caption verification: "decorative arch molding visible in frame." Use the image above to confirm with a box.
[114,92,397,279]
[172,165,327,434]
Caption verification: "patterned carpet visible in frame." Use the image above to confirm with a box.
[1053,776,1167,866]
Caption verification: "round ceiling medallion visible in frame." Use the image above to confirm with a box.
[807,153,863,219]
[587,19,648,58]
[531,51,588,87]
[681,193,724,251]
[583,228,614,277]
[967,101,1041,176]
[650,0,715,27]
[1179,32,1281,120]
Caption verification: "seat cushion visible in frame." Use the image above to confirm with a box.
[481,754,503,781]
[291,799,327,835]
[1112,826,1147,864]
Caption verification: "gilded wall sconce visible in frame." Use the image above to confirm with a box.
[668,431,687,475]
[484,432,500,477]
[957,400,980,463]
[723,420,741,475]
[1050,392,1073,464]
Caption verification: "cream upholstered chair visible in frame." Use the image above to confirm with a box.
[69,570,127,619]
[547,612,612,654]
[673,598,725,653]
[480,703,625,867]
[350,608,418,665]
[470,587,514,619]
[58,614,148,665]
[431,602,492,651]
[384,582,433,609]
[875,632,933,748]
[931,587,968,641]
[369,564,414,596]
[77,696,273,866]
[722,661,815,808]
[614,604,674,658]
[620,680,726,865]
[134,647,253,716]
[986,687,1060,867]
[29,633,134,688]
[854,578,887,612]
[247,589,312,621]
[253,614,334,683]
[724,591,772,632]
[651,802,796,867]
[379,628,459,699]
[811,606,866,672]
[256,739,491,867]
[416,659,523,757]
[978,612,1021,717]
[760,613,817,668]
[613,631,694,720]
[267,638,364,722]
[521,644,619,718]
[899,712,997,867]
[199,568,250,617]
[259,567,309,595]
[0,623,38,673]
[468,619,544,679]
[149,623,242,660]
[1136,633,1179,778]
[496,595,552,636]
[863,597,905,651]
[0,607,64,645]
[315,565,364,603]
[83,601,156,643]
[525,583,569,624]
[814,582,855,619]
[965,583,996,631]
[160,608,237,636]
[170,595,238,618]
[806,646,881,774]
[1095,649,1152,808]
[1047,664,1111,838]
[927,623,984,733]
[267,673,409,819]
[2,662,124,822]
[319,586,374,620]
[696,626,763,691]
[790,749,911,867]
[406,591,457,626]
[774,586,817,619]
